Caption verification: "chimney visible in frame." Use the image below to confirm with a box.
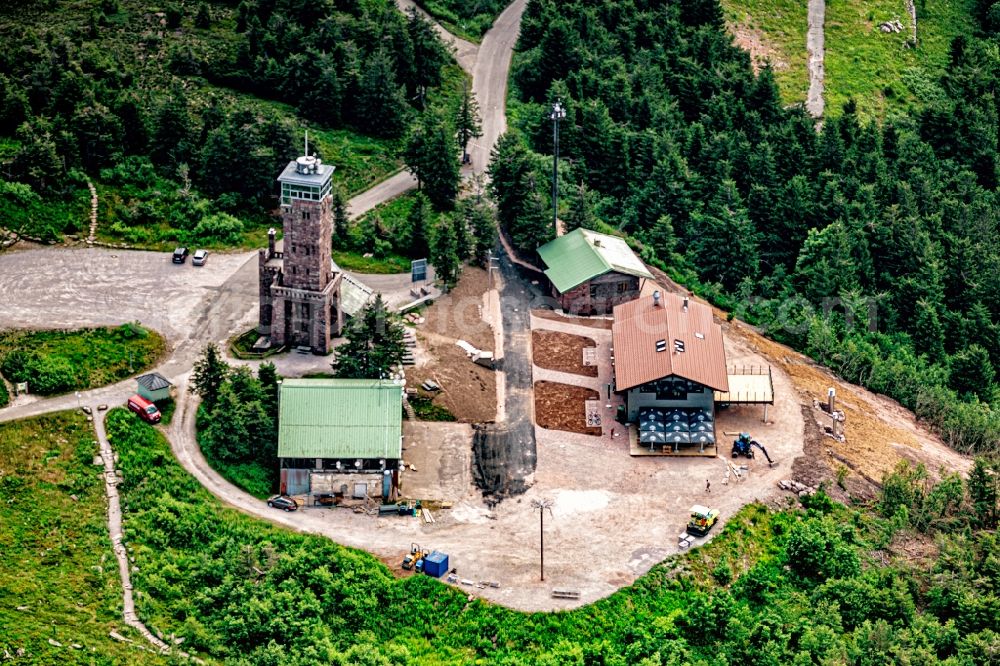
[267,227,276,255]
[683,296,689,312]
[653,290,661,307]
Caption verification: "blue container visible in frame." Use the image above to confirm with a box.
[423,550,449,578]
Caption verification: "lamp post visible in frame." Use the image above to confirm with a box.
[549,100,566,234]
[531,497,554,581]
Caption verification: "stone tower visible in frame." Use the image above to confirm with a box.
[257,142,344,354]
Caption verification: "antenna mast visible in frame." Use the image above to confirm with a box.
[304,130,309,157]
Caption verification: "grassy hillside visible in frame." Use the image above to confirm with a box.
[104,405,999,664]
[722,0,809,105]
[0,324,166,397]
[825,0,975,117]
[0,412,167,664]
[721,0,975,118]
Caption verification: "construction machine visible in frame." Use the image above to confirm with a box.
[687,505,720,537]
[402,543,425,570]
[731,433,776,466]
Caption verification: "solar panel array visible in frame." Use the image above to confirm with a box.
[638,407,715,446]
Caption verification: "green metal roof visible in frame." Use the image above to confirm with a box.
[278,378,402,460]
[537,228,654,293]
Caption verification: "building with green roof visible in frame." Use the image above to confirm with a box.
[537,228,654,315]
[277,378,402,498]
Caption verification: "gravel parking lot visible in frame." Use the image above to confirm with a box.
[0,245,258,345]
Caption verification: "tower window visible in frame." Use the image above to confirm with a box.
[302,211,310,220]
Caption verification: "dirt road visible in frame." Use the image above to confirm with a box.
[806,0,825,117]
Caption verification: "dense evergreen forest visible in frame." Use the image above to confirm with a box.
[415,0,507,39]
[0,0,452,246]
[491,0,1000,456]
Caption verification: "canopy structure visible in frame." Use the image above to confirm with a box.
[713,368,774,405]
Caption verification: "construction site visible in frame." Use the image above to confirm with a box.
[257,239,969,611]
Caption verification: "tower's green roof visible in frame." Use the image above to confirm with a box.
[277,379,402,460]
[537,228,653,293]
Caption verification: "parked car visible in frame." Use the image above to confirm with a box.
[172,247,189,264]
[192,249,209,266]
[126,394,161,424]
[267,495,299,512]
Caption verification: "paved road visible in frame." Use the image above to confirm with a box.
[344,0,490,218]
[345,171,419,220]
[472,249,539,500]
[469,0,527,174]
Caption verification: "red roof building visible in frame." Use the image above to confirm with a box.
[612,291,729,453]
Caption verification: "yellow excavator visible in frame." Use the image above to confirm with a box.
[402,543,425,570]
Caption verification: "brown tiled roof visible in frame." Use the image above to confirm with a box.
[612,293,729,392]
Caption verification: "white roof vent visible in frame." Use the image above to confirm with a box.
[655,339,667,352]
[674,339,685,353]
[695,332,705,340]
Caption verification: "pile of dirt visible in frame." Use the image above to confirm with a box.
[407,343,496,423]
[406,266,497,422]
[531,329,599,377]
[534,380,602,436]
[532,309,613,330]
[422,266,494,351]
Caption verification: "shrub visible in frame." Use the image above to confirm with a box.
[785,518,860,582]
[190,212,244,245]
[712,557,733,586]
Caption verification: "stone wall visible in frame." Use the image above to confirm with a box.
[555,272,641,315]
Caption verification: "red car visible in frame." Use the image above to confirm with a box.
[127,394,161,424]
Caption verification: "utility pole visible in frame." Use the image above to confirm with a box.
[531,497,554,581]
[549,100,566,234]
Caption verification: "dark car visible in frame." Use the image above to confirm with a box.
[172,247,189,264]
[267,495,298,512]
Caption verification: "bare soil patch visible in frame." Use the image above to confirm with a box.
[534,381,602,436]
[407,343,496,423]
[406,266,497,423]
[532,330,599,377]
[532,309,613,330]
[724,319,970,486]
[422,266,494,351]
[727,21,788,73]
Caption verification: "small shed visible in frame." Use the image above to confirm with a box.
[423,551,449,578]
[135,372,172,402]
